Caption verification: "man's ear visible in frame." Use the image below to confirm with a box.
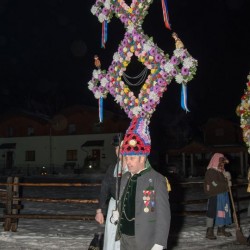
[139,156,146,164]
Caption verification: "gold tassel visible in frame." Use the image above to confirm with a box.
[165,177,171,192]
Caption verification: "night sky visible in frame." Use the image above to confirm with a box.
[0,0,250,125]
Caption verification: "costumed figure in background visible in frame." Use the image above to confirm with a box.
[204,153,232,240]
[235,72,250,238]
[116,117,171,250]
[95,135,127,250]
[248,167,250,245]
[247,167,250,217]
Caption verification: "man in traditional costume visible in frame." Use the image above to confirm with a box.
[116,117,171,250]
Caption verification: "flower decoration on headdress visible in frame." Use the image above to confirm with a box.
[237,72,250,153]
[88,0,197,118]
[120,117,151,156]
[88,0,198,153]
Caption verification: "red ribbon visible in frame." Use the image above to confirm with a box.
[161,0,171,30]
[101,21,108,48]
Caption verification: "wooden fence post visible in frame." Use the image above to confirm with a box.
[4,177,13,231]
[11,177,20,232]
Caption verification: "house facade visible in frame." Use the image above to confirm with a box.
[166,118,248,178]
[0,105,129,175]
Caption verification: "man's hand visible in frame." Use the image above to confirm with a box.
[95,209,104,224]
[151,244,164,250]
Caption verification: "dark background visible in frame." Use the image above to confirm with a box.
[0,0,250,136]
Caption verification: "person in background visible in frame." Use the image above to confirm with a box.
[204,153,232,240]
[116,117,171,250]
[95,135,127,250]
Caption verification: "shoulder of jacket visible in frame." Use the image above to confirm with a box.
[144,168,165,180]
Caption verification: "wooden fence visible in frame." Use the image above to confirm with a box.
[0,177,101,231]
[0,177,249,232]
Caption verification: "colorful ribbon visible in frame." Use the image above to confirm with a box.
[181,84,190,112]
[161,0,171,30]
[101,20,108,48]
[99,97,104,123]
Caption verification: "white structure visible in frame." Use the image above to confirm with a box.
[0,133,118,176]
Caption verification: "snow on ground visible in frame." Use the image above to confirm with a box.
[0,175,249,250]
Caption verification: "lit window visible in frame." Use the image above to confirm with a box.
[66,150,77,161]
[25,151,35,161]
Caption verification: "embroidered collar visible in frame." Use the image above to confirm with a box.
[131,163,151,179]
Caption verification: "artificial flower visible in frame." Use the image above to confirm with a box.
[237,74,250,152]
[175,74,184,84]
[89,0,198,119]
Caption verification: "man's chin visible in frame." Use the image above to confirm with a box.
[128,168,134,174]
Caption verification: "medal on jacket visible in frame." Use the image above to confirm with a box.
[143,190,151,213]
[143,179,155,213]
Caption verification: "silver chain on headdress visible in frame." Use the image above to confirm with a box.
[122,67,148,86]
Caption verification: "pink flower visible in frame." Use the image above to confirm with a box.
[181,67,189,76]
[155,54,162,63]
[170,56,178,64]
[171,69,177,76]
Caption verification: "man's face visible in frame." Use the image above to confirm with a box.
[124,155,146,174]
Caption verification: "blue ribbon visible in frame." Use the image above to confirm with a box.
[99,97,103,123]
[181,84,190,112]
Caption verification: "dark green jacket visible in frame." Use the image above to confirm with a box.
[117,165,171,250]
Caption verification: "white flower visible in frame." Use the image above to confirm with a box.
[93,69,101,79]
[143,44,151,52]
[98,13,106,22]
[164,62,174,73]
[113,52,120,62]
[90,6,98,15]
[100,77,108,87]
[173,48,185,58]
[175,74,184,84]
[115,95,123,103]
[183,57,194,69]
[131,106,142,116]
[127,24,134,33]
[94,91,102,99]
[143,40,154,52]
[88,81,94,90]
[147,39,154,47]
[104,0,111,9]
[149,92,159,102]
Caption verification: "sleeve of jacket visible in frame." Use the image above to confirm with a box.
[98,165,114,211]
[204,169,228,196]
[154,174,171,248]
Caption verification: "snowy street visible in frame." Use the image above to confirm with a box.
[0,216,249,249]
[0,176,250,249]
